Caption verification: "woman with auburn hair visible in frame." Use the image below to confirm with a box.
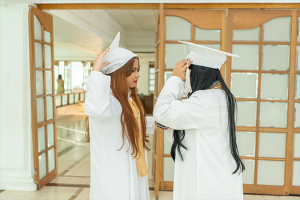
[84,33,155,200]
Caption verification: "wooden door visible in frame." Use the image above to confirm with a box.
[152,6,227,198]
[227,9,300,195]
[29,6,58,189]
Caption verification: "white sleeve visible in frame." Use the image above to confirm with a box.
[145,116,155,135]
[153,76,207,130]
[84,71,117,121]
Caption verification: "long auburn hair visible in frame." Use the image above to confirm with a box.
[85,57,149,157]
[171,64,245,174]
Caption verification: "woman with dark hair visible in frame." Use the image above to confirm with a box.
[84,32,155,200]
[153,42,244,200]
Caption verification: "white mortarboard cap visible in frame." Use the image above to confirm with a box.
[178,40,239,96]
[101,32,137,74]
[178,40,239,70]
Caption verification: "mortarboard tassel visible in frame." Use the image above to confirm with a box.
[183,65,192,96]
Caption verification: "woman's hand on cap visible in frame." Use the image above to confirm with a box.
[92,48,110,72]
[172,59,192,81]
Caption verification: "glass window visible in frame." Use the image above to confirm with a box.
[232,45,259,70]
[263,17,291,42]
[258,132,286,158]
[236,101,257,126]
[261,74,289,100]
[231,73,258,98]
[165,44,189,69]
[236,131,256,157]
[166,16,191,41]
[164,157,175,181]
[260,102,287,128]
[257,160,285,186]
[242,160,255,184]
[195,27,220,41]
[233,27,260,41]
[262,45,290,71]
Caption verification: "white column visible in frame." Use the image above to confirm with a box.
[0,3,37,191]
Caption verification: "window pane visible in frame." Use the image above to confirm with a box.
[236,132,256,157]
[37,98,45,123]
[263,17,291,42]
[258,132,286,158]
[164,157,174,181]
[294,133,300,158]
[45,71,52,94]
[38,126,46,152]
[149,86,154,92]
[262,45,290,71]
[45,45,52,69]
[296,75,300,99]
[62,95,68,106]
[231,73,258,98]
[295,103,300,128]
[293,161,300,186]
[236,102,257,126]
[232,45,259,70]
[47,123,54,147]
[46,96,53,120]
[297,46,300,71]
[166,16,191,41]
[39,153,47,180]
[80,93,84,102]
[298,18,300,42]
[233,27,260,41]
[36,71,44,95]
[164,130,172,154]
[257,160,285,186]
[149,80,155,85]
[44,30,51,43]
[35,43,43,68]
[242,160,255,184]
[69,94,74,104]
[164,72,173,84]
[48,148,56,173]
[261,74,288,100]
[165,44,189,69]
[34,15,42,40]
[55,96,61,107]
[149,68,155,73]
[195,27,220,41]
[260,102,287,128]
[75,94,79,103]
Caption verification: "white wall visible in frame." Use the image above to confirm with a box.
[137,60,149,96]
[0,4,36,191]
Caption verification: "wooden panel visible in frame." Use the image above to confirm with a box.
[231,10,292,30]
[243,185,285,195]
[291,186,300,195]
[162,181,173,191]
[164,9,223,29]
[30,6,53,32]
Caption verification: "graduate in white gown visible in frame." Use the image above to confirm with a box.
[153,41,244,200]
[84,32,155,200]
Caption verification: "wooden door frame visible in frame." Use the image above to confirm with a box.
[29,6,58,189]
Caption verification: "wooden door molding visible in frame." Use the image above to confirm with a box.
[230,10,292,30]
[164,9,223,30]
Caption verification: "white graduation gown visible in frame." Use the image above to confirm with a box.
[84,71,155,200]
[153,76,243,200]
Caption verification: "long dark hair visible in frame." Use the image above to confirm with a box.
[170,64,245,174]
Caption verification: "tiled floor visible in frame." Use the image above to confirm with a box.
[1,115,299,200]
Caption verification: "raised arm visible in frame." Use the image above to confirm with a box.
[153,76,207,130]
[84,49,117,120]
